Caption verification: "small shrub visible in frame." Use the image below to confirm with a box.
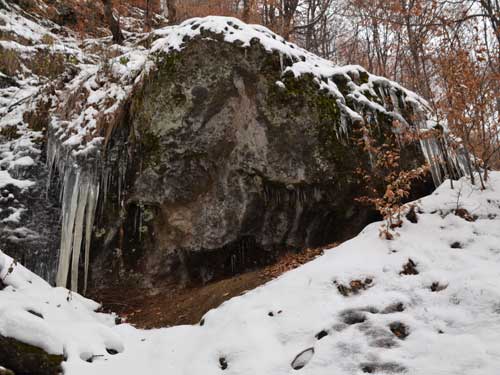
[354,121,430,239]
[0,47,21,76]
[67,54,79,65]
[119,56,130,65]
[29,49,66,79]
[14,0,37,10]
[41,34,55,46]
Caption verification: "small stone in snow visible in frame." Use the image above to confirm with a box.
[219,357,228,370]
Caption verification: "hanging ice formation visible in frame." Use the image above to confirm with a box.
[47,133,101,293]
[344,79,464,186]
[408,100,466,186]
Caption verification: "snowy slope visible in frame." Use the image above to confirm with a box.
[2,172,500,374]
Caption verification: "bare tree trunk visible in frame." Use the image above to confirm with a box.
[144,0,152,32]
[159,0,168,17]
[479,0,500,50]
[282,0,299,40]
[167,0,178,24]
[463,146,475,185]
[101,0,124,44]
[243,0,252,22]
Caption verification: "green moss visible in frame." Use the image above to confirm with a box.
[265,68,359,184]
[139,129,162,169]
[331,74,349,96]
[362,88,381,104]
[359,71,369,85]
[153,51,181,79]
[0,335,63,375]
[119,56,130,65]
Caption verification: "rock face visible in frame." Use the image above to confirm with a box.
[0,115,61,285]
[89,30,432,287]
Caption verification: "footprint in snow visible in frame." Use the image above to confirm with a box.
[399,259,418,275]
[291,347,314,370]
[315,329,328,340]
[430,282,448,292]
[219,357,228,370]
[341,310,367,325]
[381,302,405,314]
[389,322,409,340]
[361,362,406,373]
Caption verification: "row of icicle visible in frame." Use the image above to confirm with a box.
[47,135,100,293]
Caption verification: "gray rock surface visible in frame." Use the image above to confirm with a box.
[90,34,432,288]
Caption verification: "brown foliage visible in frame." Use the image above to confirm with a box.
[354,121,429,239]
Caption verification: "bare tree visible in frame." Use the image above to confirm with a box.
[167,0,178,24]
[144,0,152,31]
[101,0,124,44]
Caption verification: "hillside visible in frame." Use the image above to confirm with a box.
[1,1,499,374]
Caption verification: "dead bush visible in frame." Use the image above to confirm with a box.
[28,49,66,79]
[0,47,21,76]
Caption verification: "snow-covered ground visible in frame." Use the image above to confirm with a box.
[1,172,500,374]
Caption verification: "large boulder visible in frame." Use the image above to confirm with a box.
[10,16,448,290]
[84,19,436,288]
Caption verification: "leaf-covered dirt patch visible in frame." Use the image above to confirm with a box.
[90,245,336,328]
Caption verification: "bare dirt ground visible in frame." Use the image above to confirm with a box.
[91,244,339,328]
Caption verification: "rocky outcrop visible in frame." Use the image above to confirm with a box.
[1,13,450,291]
[0,117,61,285]
[86,26,436,288]
[0,335,63,375]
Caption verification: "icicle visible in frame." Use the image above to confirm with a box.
[56,170,80,288]
[279,52,284,73]
[420,138,441,186]
[47,125,103,292]
[363,133,375,170]
[84,181,99,294]
[389,90,401,113]
[70,178,89,292]
[46,137,57,197]
[55,169,101,292]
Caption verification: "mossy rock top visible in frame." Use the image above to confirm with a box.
[0,335,63,375]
